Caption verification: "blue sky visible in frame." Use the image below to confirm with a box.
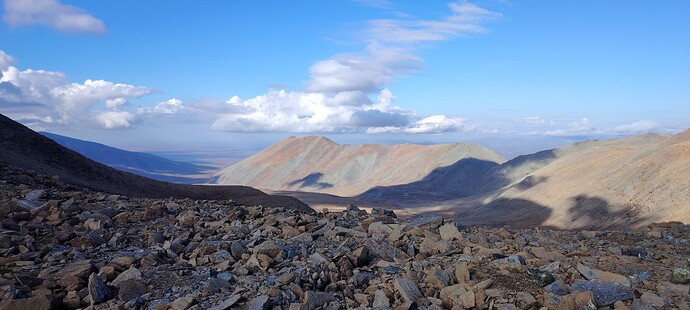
[1,0,689,151]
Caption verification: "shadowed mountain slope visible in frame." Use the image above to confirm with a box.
[0,113,311,212]
[210,136,506,196]
[41,132,215,184]
[429,131,690,229]
[491,131,689,228]
[361,134,670,202]
[360,149,559,201]
[272,131,690,230]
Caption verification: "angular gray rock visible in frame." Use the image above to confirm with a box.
[88,272,111,305]
[304,291,334,309]
[393,277,423,304]
[571,279,634,306]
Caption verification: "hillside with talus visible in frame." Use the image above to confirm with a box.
[424,131,690,229]
[210,136,506,196]
[0,113,310,212]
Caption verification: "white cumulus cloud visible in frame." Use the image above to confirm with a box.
[0,50,152,129]
[139,98,185,114]
[3,0,106,34]
[105,98,127,109]
[96,111,136,129]
[207,1,498,134]
[368,115,466,134]
[307,44,421,94]
[613,120,658,134]
[0,50,16,73]
[1,2,499,135]
[50,79,151,123]
[211,90,351,133]
[204,87,460,134]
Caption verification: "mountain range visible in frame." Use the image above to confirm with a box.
[211,131,690,229]
[3,109,689,230]
[211,135,505,196]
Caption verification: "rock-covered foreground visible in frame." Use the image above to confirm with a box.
[1,163,689,310]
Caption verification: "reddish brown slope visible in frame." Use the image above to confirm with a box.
[437,131,690,229]
[211,136,506,196]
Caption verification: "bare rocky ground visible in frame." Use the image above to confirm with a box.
[1,163,689,310]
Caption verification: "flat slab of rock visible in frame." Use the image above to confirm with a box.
[530,247,565,261]
[209,295,240,310]
[393,277,423,304]
[571,279,634,307]
[171,294,199,310]
[408,216,443,229]
[372,290,390,309]
[111,267,142,287]
[304,291,334,309]
[241,295,269,310]
[577,263,630,287]
[48,260,93,280]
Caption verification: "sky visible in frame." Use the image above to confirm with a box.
[1,0,689,152]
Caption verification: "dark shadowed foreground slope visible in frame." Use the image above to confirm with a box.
[0,113,311,212]
[41,132,214,184]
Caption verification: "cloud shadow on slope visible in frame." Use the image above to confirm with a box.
[421,195,647,230]
[288,172,334,189]
[445,198,554,228]
[357,149,557,203]
[567,195,649,230]
[358,158,501,202]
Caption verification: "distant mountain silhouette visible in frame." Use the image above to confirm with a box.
[41,132,213,184]
[0,113,311,212]
[210,135,506,196]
